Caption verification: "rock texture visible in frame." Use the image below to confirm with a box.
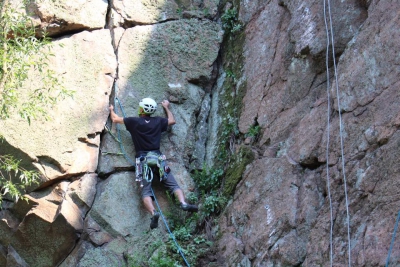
[111,0,219,25]
[0,174,97,266]
[1,0,222,266]
[1,0,399,266]
[99,19,222,176]
[214,0,400,266]
[0,29,116,183]
[29,0,108,37]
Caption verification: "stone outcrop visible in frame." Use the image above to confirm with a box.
[1,0,399,266]
[1,0,222,265]
[214,0,400,266]
[99,19,222,176]
[0,174,97,266]
[28,0,108,37]
[0,29,116,184]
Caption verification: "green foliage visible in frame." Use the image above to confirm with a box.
[0,1,73,206]
[149,253,180,267]
[0,155,39,205]
[217,117,239,162]
[221,7,242,34]
[246,124,261,138]
[191,165,227,218]
[173,226,192,241]
[186,191,198,204]
[192,166,223,194]
[203,193,227,217]
[226,69,237,82]
[0,1,74,122]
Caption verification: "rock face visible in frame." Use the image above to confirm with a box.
[1,0,399,266]
[99,19,222,176]
[213,0,400,266]
[111,0,219,25]
[0,1,222,266]
[0,29,116,182]
[0,174,97,266]
[29,0,108,37]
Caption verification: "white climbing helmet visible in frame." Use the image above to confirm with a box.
[139,98,157,114]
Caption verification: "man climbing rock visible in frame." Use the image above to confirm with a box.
[109,98,198,229]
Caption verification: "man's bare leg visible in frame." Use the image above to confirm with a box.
[173,189,186,204]
[144,196,160,229]
[143,196,156,215]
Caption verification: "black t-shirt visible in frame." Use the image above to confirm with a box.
[124,116,168,153]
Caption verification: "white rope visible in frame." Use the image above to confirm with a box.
[323,0,334,265]
[323,0,352,266]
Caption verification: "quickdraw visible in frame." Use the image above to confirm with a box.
[135,151,171,187]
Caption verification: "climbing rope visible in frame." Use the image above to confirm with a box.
[323,0,334,265]
[386,211,400,267]
[110,82,191,267]
[151,187,191,267]
[323,0,351,266]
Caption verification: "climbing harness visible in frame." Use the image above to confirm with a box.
[386,211,400,267]
[135,151,170,187]
[109,82,190,267]
[323,0,351,266]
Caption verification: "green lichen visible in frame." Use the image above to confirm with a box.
[222,146,254,197]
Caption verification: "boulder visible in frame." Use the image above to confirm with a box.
[28,0,108,37]
[58,240,94,267]
[0,174,98,266]
[88,172,149,236]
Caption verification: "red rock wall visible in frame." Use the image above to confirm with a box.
[216,0,400,266]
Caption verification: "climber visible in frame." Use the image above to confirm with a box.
[109,98,198,229]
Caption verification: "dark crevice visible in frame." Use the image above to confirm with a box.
[97,166,134,179]
[48,27,98,39]
[122,18,180,29]
[35,172,92,190]
[299,157,324,170]
[105,0,112,29]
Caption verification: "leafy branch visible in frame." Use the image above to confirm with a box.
[0,154,39,205]
[221,7,242,34]
[0,1,74,205]
[0,0,74,123]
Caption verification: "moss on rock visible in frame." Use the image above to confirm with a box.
[212,18,247,168]
[222,146,254,197]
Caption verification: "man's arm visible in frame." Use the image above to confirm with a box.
[109,105,124,124]
[161,100,176,126]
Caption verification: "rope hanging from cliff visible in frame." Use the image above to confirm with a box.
[323,0,352,266]
[323,0,334,265]
[111,82,191,267]
[386,211,400,266]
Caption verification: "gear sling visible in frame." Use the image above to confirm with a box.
[135,151,170,186]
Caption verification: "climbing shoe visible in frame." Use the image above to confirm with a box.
[150,211,160,229]
[181,203,198,212]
